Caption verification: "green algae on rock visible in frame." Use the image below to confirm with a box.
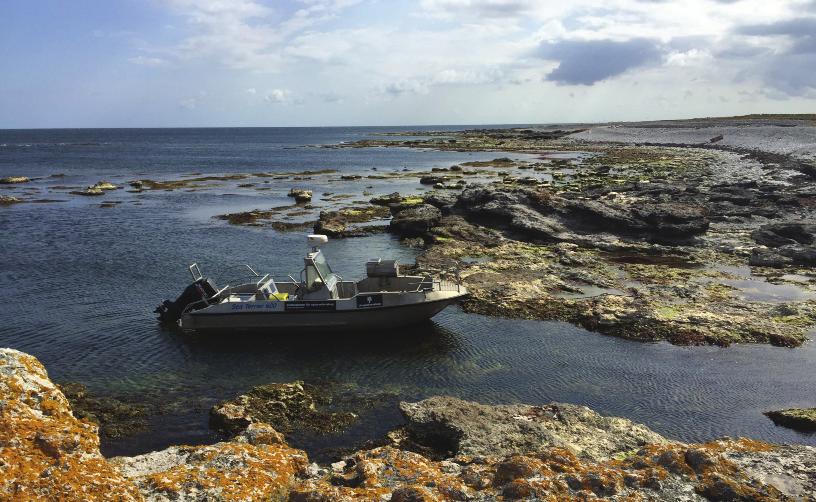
[209,381,360,437]
[314,204,391,237]
[764,408,816,433]
[58,382,155,440]
[0,176,30,184]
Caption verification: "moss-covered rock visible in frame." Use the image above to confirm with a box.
[764,408,816,432]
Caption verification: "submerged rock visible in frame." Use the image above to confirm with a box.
[764,408,816,432]
[209,381,358,437]
[58,382,153,439]
[0,195,22,205]
[71,187,106,196]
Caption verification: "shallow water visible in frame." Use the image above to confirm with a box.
[1,127,814,460]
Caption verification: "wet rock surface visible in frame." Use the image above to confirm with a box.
[314,205,390,237]
[388,204,442,238]
[288,187,313,203]
[357,122,816,347]
[58,382,156,440]
[0,195,22,205]
[3,348,816,501]
[209,381,379,439]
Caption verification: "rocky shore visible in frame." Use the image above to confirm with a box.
[3,348,815,501]
[334,120,816,348]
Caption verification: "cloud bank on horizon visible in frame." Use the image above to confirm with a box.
[1,0,815,127]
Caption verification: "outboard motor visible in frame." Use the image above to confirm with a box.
[155,277,218,324]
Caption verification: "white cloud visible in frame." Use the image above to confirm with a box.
[264,88,290,103]
[129,56,168,67]
[113,0,816,123]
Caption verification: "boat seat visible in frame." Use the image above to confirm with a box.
[257,276,278,299]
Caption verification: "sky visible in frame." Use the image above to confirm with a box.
[1,0,815,128]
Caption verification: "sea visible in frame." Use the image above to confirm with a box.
[1,127,813,459]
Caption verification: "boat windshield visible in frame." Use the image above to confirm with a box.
[305,252,334,291]
[314,252,333,278]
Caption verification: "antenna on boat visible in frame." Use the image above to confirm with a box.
[307,234,329,252]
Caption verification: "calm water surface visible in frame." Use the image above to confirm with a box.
[0,127,813,458]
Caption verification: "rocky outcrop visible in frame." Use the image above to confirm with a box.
[314,205,390,237]
[764,408,816,432]
[397,396,668,460]
[750,222,816,267]
[389,204,442,237]
[0,176,30,184]
[71,181,120,196]
[452,185,709,244]
[3,348,816,501]
[294,438,812,501]
[111,423,308,501]
[287,188,312,203]
[0,349,141,500]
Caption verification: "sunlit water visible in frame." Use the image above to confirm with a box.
[1,127,813,460]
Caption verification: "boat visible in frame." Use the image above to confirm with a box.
[155,234,467,331]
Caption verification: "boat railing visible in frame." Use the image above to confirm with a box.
[179,272,301,316]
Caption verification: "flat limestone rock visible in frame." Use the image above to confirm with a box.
[399,396,669,461]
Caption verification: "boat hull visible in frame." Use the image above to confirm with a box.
[181,296,461,332]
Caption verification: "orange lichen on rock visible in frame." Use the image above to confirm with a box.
[0,349,142,501]
[2,348,813,501]
[111,422,308,501]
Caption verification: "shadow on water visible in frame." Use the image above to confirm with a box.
[177,320,461,360]
[102,321,460,459]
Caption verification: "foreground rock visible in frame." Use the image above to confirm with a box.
[3,348,816,501]
[0,349,141,500]
[111,423,308,501]
[765,408,816,432]
[397,396,668,460]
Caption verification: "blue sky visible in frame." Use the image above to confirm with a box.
[1,0,815,128]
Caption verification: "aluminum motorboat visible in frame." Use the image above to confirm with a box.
[155,235,467,331]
